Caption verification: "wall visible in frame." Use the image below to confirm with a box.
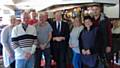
[104,0,119,18]
[0,6,15,25]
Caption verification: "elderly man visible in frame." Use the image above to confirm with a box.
[34,12,52,68]
[51,11,70,68]
[11,11,37,68]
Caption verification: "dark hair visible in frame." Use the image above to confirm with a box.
[92,4,101,7]
[92,4,103,12]
[83,16,95,30]
[84,16,95,22]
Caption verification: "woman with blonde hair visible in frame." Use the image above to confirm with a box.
[69,17,84,68]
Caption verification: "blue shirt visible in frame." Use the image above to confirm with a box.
[81,28,97,49]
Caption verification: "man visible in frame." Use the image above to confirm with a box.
[11,11,37,68]
[34,12,52,68]
[29,10,38,25]
[1,15,18,68]
[44,12,53,25]
[92,4,112,67]
[51,11,70,68]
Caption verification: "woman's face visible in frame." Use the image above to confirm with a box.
[73,18,81,27]
[11,17,17,26]
[84,19,93,28]
[11,18,16,24]
[112,20,119,28]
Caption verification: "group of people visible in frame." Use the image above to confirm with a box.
[1,4,112,68]
[69,5,112,68]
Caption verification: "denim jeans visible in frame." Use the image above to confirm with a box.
[72,51,82,68]
[15,55,34,68]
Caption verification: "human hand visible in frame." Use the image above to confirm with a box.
[106,46,111,53]
[24,52,31,60]
[86,49,91,55]
[59,37,65,41]
[8,52,14,59]
[82,49,86,55]
[40,44,46,50]
[55,37,62,42]
[69,44,76,48]
[53,37,58,41]
[6,50,14,59]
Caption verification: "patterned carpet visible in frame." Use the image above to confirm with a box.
[0,56,120,68]
[40,59,120,68]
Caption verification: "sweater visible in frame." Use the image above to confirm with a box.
[69,26,84,53]
[79,27,97,54]
[11,23,37,59]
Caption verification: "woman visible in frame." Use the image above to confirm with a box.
[1,15,18,68]
[79,16,97,68]
[69,17,84,68]
[111,20,120,63]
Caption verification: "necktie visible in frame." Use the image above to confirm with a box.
[58,22,60,32]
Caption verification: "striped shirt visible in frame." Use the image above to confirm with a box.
[11,23,37,59]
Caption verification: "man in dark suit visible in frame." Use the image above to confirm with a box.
[51,11,70,68]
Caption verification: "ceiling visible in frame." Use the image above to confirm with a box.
[0,0,117,11]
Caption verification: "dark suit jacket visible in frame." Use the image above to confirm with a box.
[51,21,70,46]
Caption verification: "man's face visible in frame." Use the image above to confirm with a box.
[92,6,101,16]
[55,12,62,21]
[43,13,48,22]
[23,12,30,23]
[38,14,44,24]
[45,12,48,19]
[32,12,37,18]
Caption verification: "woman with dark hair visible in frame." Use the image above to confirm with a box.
[79,16,97,68]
